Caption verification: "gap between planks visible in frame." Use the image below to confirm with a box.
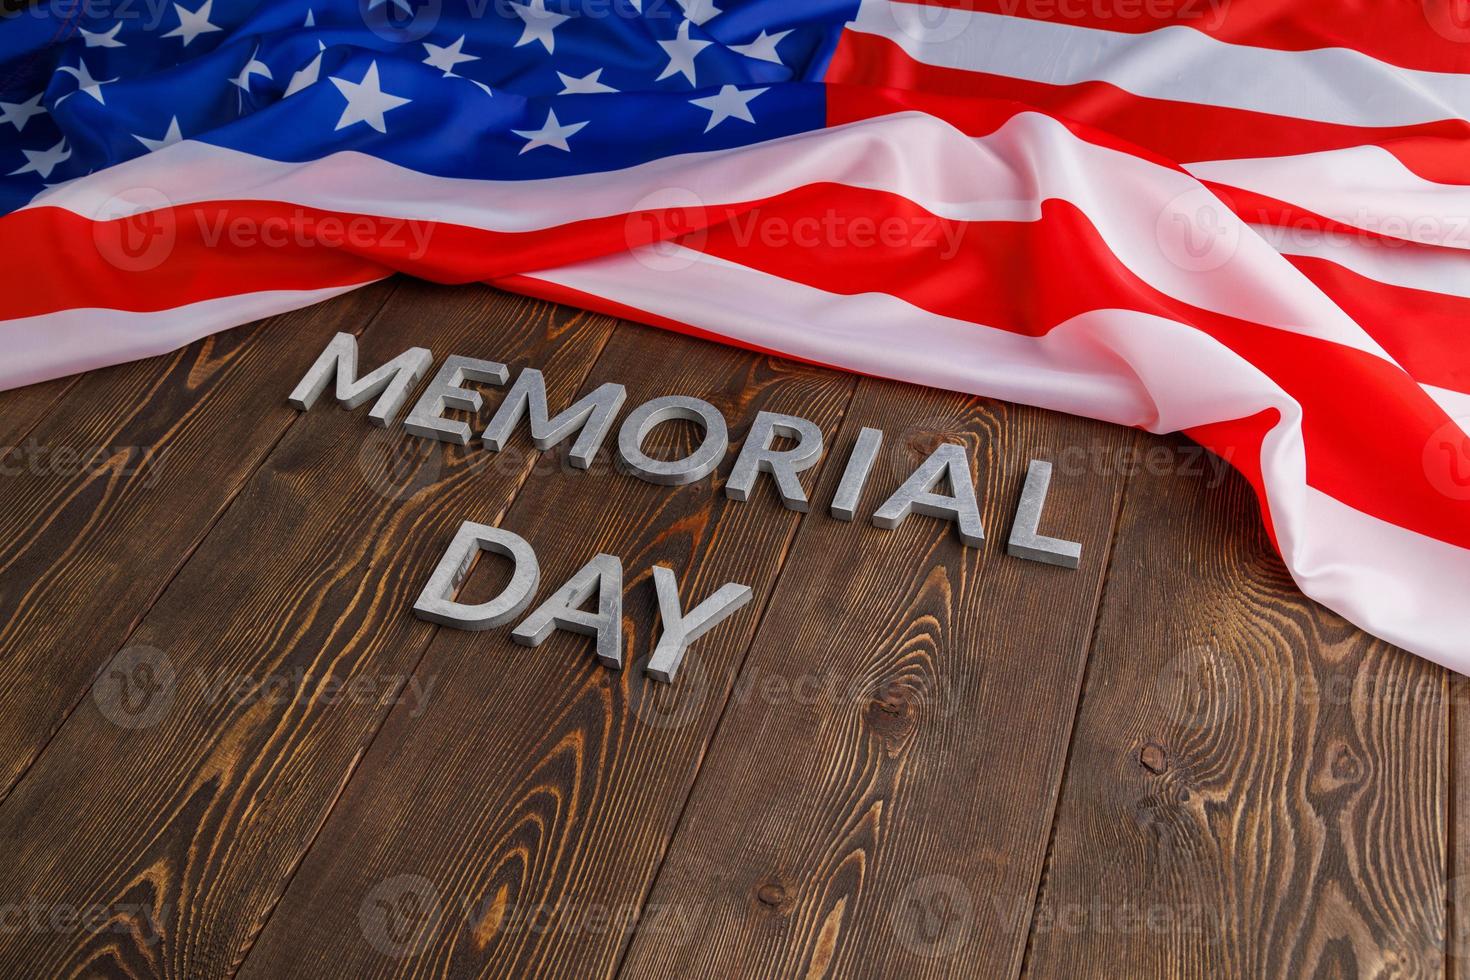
[1014,428,1142,980]
[602,372,865,980]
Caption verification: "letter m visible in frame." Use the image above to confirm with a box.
[287,332,433,427]
[482,368,626,470]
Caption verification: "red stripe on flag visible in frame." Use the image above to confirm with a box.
[1283,253,1470,396]
[681,187,1470,550]
[826,29,1470,185]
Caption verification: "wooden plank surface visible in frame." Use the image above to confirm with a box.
[0,375,78,447]
[613,379,1136,980]
[235,322,858,979]
[1021,434,1448,979]
[0,282,396,798]
[0,282,615,978]
[0,281,1458,979]
[1455,676,1470,980]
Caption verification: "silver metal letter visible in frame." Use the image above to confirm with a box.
[287,331,432,428]
[617,395,729,487]
[403,355,509,445]
[725,411,824,512]
[1007,459,1082,569]
[830,427,883,522]
[510,553,625,669]
[646,566,753,684]
[871,442,984,547]
[413,522,540,630]
[483,369,627,469]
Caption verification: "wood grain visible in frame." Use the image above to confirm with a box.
[234,321,858,979]
[0,282,396,799]
[1021,434,1447,979]
[1454,676,1470,979]
[1,280,1455,980]
[0,282,616,979]
[614,378,1137,980]
[0,375,78,447]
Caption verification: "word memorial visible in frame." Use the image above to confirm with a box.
[290,333,1086,685]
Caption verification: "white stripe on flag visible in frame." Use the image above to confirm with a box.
[1252,222,1470,297]
[525,245,1470,672]
[1190,146,1470,250]
[850,0,1470,127]
[0,282,379,390]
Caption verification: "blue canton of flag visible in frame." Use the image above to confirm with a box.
[0,0,858,213]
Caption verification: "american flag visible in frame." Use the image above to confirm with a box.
[2,0,1469,670]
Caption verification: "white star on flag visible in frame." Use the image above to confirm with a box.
[512,108,587,153]
[329,61,411,133]
[689,84,766,131]
[557,69,617,94]
[56,59,115,105]
[674,0,720,25]
[9,137,70,178]
[230,45,273,94]
[133,116,184,152]
[80,23,125,48]
[163,0,222,46]
[657,20,711,86]
[512,0,570,55]
[422,36,479,76]
[0,93,46,132]
[729,29,790,64]
[285,42,326,97]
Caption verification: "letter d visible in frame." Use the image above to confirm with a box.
[413,522,540,630]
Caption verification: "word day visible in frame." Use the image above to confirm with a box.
[288,333,1086,683]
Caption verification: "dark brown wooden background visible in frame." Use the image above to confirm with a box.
[0,280,1459,979]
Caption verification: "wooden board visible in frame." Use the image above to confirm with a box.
[0,281,1459,979]
[0,375,77,447]
[236,321,859,979]
[0,282,614,977]
[1022,435,1447,979]
[0,282,396,798]
[616,379,1135,980]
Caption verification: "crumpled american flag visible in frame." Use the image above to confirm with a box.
[2,0,1468,669]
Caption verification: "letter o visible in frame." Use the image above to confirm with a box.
[617,395,729,486]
